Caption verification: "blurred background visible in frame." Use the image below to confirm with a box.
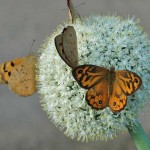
[0,0,150,149]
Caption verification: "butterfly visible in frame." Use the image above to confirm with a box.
[72,65,142,112]
[0,54,37,96]
[55,26,78,68]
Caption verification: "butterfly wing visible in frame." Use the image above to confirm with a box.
[72,65,109,89]
[109,79,127,112]
[109,70,142,112]
[115,70,142,95]
[72,65,109,109]
[86,79,109,109]
[55,26,78,68]
[8,54,37,96]
[0,57,25,84]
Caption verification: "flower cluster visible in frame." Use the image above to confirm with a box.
[37,15,150,141]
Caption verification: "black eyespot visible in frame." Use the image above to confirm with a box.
[98,100,102,104]
[134,78,138,83]
[113,102,116,106]
[10,61,15,67]
[3,63,6,70]
[77,69,83,74]
[8,72,11,77]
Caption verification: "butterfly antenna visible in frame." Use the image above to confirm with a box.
[67,0,82,23]
[29,39,36,54]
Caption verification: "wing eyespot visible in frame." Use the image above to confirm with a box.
[98,100,102,104]
[113,102,116,106]
[134,78,138,83]
[77,69,83,74]
[8,72,11,77]
[10,62,15,67]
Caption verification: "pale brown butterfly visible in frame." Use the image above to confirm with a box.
[72,65,142,112]
[0,54,37,96]
[55,26,78,68]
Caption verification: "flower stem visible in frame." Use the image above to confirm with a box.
[128,120,150,150]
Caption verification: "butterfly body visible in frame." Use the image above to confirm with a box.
[72,65,142,112]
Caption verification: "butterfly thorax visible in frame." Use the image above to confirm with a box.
[107,67,115,98]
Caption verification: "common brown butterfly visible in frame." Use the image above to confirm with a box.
[72,65,142,112]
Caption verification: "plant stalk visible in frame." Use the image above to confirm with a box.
[128,120,150,150]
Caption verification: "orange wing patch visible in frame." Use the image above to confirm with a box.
[86,79,109,110]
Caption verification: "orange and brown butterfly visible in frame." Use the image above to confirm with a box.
[54,26,78,69]
[72,65,142,112]
[0,53,37,96]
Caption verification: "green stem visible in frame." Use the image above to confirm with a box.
[128,120,150,150]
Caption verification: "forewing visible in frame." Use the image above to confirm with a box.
[8,54,37,96]
[55,26,78,68]
[86,79,109,110]
[72,65,108,89]
[115,70,142,95]
[62,26,78,68]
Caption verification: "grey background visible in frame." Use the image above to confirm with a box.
[0,0,150,150]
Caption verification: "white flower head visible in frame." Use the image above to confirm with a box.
[37,15,150,141]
